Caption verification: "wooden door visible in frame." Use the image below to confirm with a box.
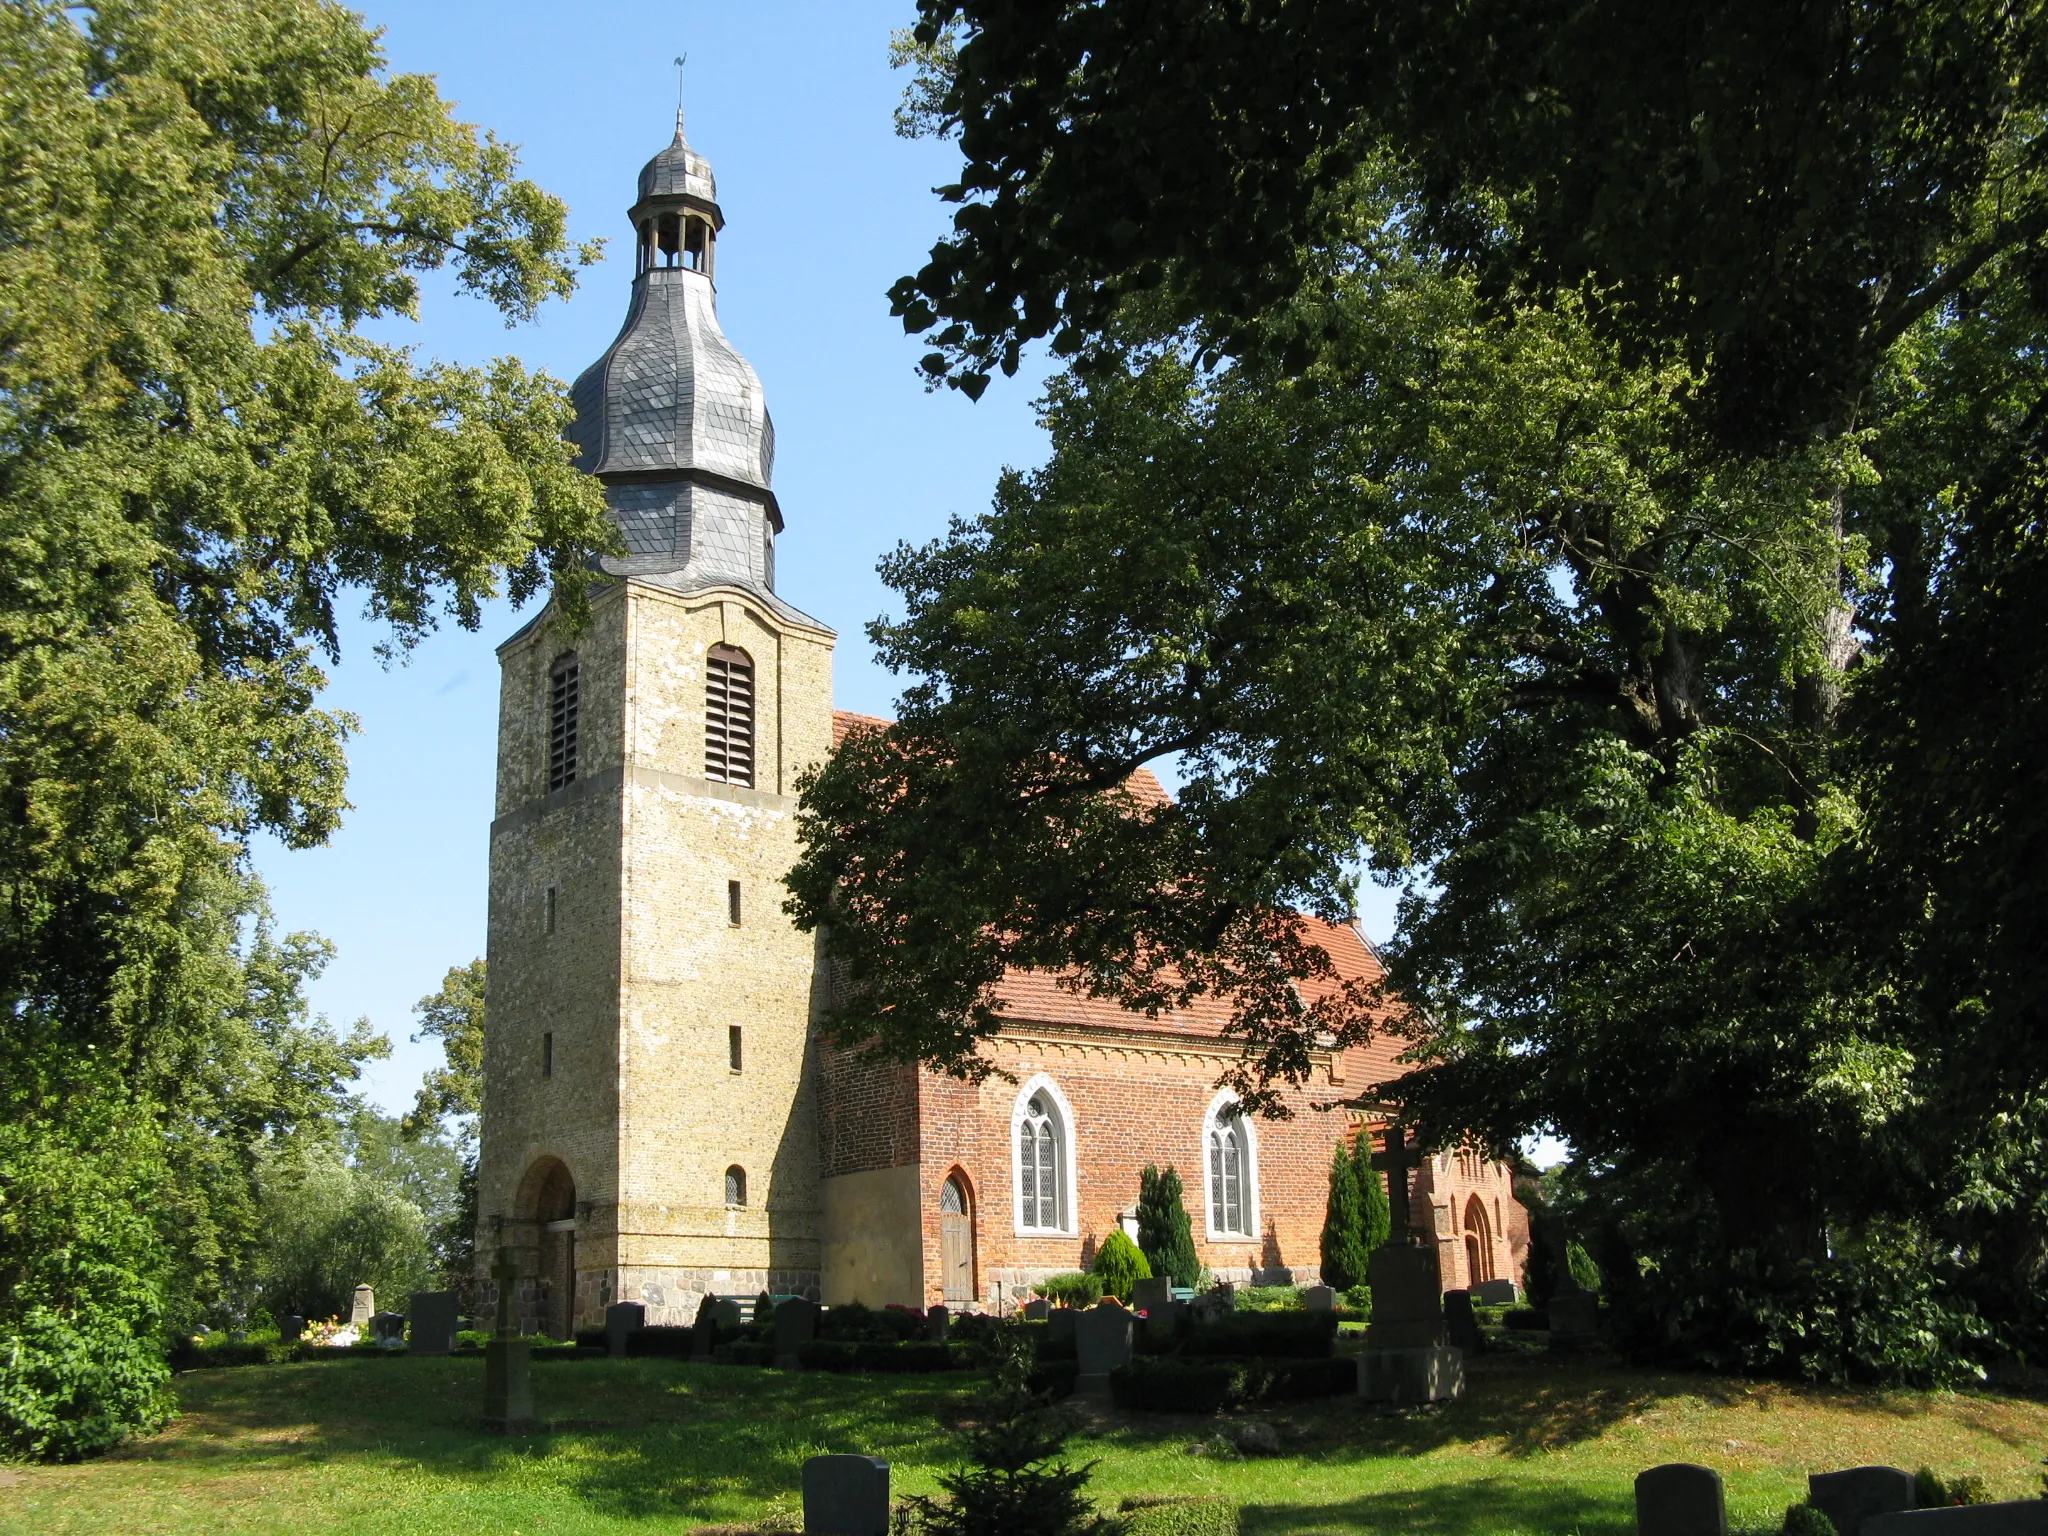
[939,1177,974,1303]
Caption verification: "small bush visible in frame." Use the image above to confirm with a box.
[618,1325,687,1357]
[1914,1469,1991,1507]
[1038,1272,1104,1308]
[1092,1231,1152,1302]
[1183,1311,1338,1359]
[796,1339,957,1373]
[819,1300,926,1342]
[1781,1505,1838,1536]
[1233,1286,1301,1313]
[1026,1358,1079,1399]
[1109,1355,1353,1413]
[1119,1495,1240,1536]
[715,1341,775,1366]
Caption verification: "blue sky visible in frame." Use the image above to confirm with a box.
[254,0,1407,1118]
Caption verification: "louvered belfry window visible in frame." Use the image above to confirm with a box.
[548,657,579,792]
[705,645,756,787]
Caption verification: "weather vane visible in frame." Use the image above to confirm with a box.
[674,54,687,122]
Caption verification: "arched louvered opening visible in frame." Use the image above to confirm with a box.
[705,645,755,787]
[725,1165,747,1207]
[683,215,713,275]
[656,211,682,267]
[548,655,579,792]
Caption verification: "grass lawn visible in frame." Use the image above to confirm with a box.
[3,1351,2045,1535]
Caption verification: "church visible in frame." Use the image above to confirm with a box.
[475,111,1528,1337]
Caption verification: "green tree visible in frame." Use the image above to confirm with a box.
[1354,1136,1391,1257]
[1089,1229,1152,1302]
[1319,1146,1370,1293]
[404,960,485,1144]
[251,1141,435,1323]
[1135,1165,1199,1289]
[0,0,609,1455]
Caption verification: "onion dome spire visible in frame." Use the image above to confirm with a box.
[567,106,780,595]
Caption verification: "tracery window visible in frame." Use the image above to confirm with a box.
[1203,1093,1257,1238]
[548,656,579,792]
[705,645,755,787]
[1015,1086,1068,1233]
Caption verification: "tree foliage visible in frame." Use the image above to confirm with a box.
[1354,1136,1391,1258]
[1318,1146,1370,1293]
[405,959,485,1142]
[0,0,608,1455]
[1135,1165,1199,1290]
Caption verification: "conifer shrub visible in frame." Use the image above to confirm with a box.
[1319,1146,1370,1292]
[1781,1505,1838,1536]
[1354,1135,1392,1255]
[1136,1166,1200,1288]
[1091,1231,1152,1301]
[1036,1273,1104,1308]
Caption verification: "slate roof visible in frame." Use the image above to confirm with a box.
[639,110,718,204]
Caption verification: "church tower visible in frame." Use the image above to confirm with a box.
[477,110,835,1335]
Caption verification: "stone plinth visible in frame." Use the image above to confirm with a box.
[1358,1345,1464,1404]
[484,1338,540,1434]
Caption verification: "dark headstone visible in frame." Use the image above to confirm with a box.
[1808,1468,1917,1536]
[1365,1241,1448,1349]
[774,1296,821,1366]
[1302,1284,1337,1313]
[369,1310,407,1346]
[1549,1287,1600,1351]
[484,1337,539,1434]
[925,1304,950,1340]
[1443,1289,1486,1354]
[1142,1300,1187,1343]
[1635,1463,1727,1536]
[1131,1277,1173,1315]
[1022,1298,1050,1321]
[803,1454,891,1536]
[691,1315,716,1358]
[707,1297,745,1329]
[605,1301,645,1359]
[1474,1278,1519,1305]
[279,1314,305,1344]
[1865,1504,2048,1535]
[409,1291,459,1355]
[1047,1308,1078,1347]
[1358,1345,1465,1404]
[1075,1302,1136,1378]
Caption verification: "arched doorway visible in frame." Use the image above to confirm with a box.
[516,1157,577,1339]
[1463,1195,1493,1287]
[939,1174,975,1304]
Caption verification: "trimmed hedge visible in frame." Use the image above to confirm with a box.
[1109,1355,1356,1413]
[1181,1311,1338,1359]
[1504,1308,1549,1331]
[796,1339,959,1373]
[1119,1497,1240,1536]
[715,1341,775,1366]
[626,1325,698,1357]
[1027,1358,1079,1400]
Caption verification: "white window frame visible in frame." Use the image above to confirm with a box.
[1010,1073,1078,1237]
[1202,1088,1260,1240]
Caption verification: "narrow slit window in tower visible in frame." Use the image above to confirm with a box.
[548,657,579,792]
[704,646,755,787]
[542,1031,554,1079]
[728,879,742,926]
[729,1025,743,1074]
[545,885,557,935]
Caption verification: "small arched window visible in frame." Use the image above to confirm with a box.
[683,216,711,274]
[548,655,580,792]
[1015,1085,1070,1233]
[725,1165,747,1207]
[705,645,755,787]
[1203,1092,1258,1238]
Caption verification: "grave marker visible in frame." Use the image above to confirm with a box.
[349,1284,375,1325]
[1075,1302,1135,1386]
[483,1247,539,1434]
[1359,1239,1463,1403]
[1635,1463,1727,1536]
[1022,1298,1050,1321]
[1865,1504,2048,1535]
[605,1301,645,1359]
[410,1291,458,1355]
[802,1454,891,1536]
[368,1310,406,1346]
[1047,1308,1079,1347]
[1131,1277,1173,1315]
[279,1314,305,1344]
[1443,1289,1486,1354]
[925,1304,950,1341]
[1808,1467,1918,1536]
[1474,1278,1519,1305]
[1302,1284,1336,1313]
[1549,1287,1600,1351]
[775,1296,821,1367]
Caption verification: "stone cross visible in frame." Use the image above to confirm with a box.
[1371,1130,1424,1234]
[491,1246,522,1339]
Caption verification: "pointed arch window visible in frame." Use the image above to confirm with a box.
[705,645,755,787]
[1012,1078,1074,1235]
[1203,1092,1258,1238]
[548,655,580,792]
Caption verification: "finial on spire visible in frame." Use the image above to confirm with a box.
[673,54,687,139]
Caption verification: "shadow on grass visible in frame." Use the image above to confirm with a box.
[1241,1475,1633,1536]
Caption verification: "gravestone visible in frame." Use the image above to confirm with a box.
[707,1297,745,1329]
[1141,1300,1187,1343]
[1047,1308,1079,1348]
[410,1291,458,1355]
[1302,1284,1336,1313]
[774,1296,821,1367]
[1474,1278,1519,1305]
[1075,1302,1136,1386]
[1808,1468,1918,1536]
[1192,1283,1234,1324]
[1443,1289,1486,1354]
[1023,1298,1050,1321]
[483,1247,539,1434]
[691,1311,716,1358]
[368,1310,406,1346]
[925,1304,950,1341]
[1131,1277,1173,1315]
[1635,1463,1727,1536]
[1865,1504,2048,1535]
[279,1314,305,1344]
[605,1301,645,1359]
[802,1454,891,1536]
[1549,1286,1600,1351]
[1359,1239,1463,1403]
[349,1284,376,1325]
